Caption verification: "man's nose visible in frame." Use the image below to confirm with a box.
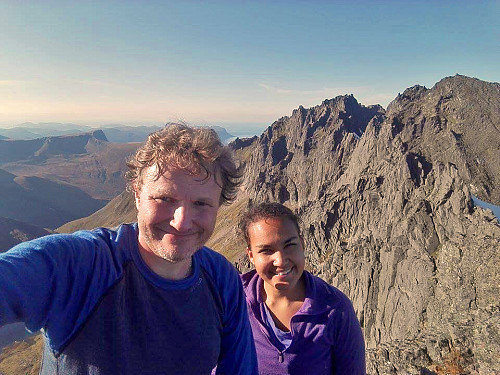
[170,204,193,232]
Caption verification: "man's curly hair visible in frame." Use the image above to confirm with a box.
[125,123,243,205]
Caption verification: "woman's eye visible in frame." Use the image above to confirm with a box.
[194,201,211,207]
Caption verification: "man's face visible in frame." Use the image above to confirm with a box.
[135,165,222,278]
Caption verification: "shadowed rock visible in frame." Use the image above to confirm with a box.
[237,75,499,374]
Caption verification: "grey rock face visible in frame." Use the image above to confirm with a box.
[238,75,500,374]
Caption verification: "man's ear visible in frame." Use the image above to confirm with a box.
[246,246,254,264]
[133,184,141,211]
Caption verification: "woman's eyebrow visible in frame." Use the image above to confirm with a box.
[254,236,298,248]
[283,236,298,244]
[194,197,217,205]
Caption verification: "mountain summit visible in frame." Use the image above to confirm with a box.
[237,74,499,374]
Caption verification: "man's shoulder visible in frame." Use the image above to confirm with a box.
[195,247,241,292]
[67,223,136,248]
[7,223,138,263]
[195,246,234,272]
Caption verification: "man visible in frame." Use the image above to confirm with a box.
[0,124,257,374]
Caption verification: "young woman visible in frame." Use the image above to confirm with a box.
[240,202,366,375]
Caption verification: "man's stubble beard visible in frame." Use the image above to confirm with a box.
[143,227,201,264]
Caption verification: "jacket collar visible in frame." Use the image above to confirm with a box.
[241,269,336,316]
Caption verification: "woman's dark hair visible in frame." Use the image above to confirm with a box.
[239,202,302,246]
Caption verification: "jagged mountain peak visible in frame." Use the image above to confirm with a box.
[382,74,500,203]
[262,94,385,145]
[388,84,428,108]
[236,75,499,373]
[294,93,358,113]
[244,94,386,204]
[434,73,500,91]
[387,74,500,114]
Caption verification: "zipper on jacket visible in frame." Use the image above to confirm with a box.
[278,351,284,363]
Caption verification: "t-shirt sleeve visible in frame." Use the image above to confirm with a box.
[199,249,258,375]
[0,232,120,351]
[329,296,366,375]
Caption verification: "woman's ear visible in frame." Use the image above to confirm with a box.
[246,246,254,264]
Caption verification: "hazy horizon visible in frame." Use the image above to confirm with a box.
[0,121,268,139]
[1,1,499,132]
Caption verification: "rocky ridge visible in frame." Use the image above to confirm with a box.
[237,75,499,374]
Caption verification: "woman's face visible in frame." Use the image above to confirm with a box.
[246,216,305,293]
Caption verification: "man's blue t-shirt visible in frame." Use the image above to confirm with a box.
[0,223,257,375]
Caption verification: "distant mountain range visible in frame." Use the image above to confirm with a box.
[0,123,235,144]
[0,122,92,140]
[0,75,498,374]
[0,131,135,200]
[0,130,108,163]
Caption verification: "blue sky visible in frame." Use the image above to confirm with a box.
[1,0,498,135]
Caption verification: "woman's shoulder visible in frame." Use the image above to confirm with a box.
[240,269,258,286]
[304,271,354,312]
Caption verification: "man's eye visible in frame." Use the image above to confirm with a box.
[155,197,173,203]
